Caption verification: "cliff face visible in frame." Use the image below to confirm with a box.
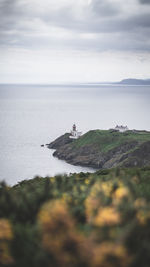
[48,133,73,149]
[48,130,150,169]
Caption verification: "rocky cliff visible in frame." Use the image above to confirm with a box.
[48,130,150,169]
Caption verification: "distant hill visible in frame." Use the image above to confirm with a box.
[118,78,150,85]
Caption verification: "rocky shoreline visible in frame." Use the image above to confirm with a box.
[48,130,150,169]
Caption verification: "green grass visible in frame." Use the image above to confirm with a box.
[72,130,150,153]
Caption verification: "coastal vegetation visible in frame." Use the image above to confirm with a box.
[72,130,150,152]
[1,167,150,266]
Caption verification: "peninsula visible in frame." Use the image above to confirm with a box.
[48,128,150,169]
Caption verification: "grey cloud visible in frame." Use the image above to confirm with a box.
[139,0,150,4]
[47,11,150,34]
[90,0,120,17]
[2,24,150,55]
[37,1,150,34]
[0,0,150,54]
[0,0,27,31]
[0,0,18,15]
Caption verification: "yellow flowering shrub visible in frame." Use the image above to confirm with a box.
[62,193,72,203]
[134,198,147,209]
[50,177,55,184]
[94,206,120,227]
[1,168,150,266]
[38,199,73,231]
[100,181,114,197]
[0,219,13,240]
[92,242,130,267]
[85,177,133,225]
[0,219,13,265]
[85,180,109,222]
[136,209,150,225]
[113,186,129,200]
[112,186,130,206]
[134,198,150,225]
[85,178,90,185]
[38,199,91,267]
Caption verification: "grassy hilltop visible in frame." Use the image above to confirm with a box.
[72,130,150,152]
[1,167,150,266]
[49,129,150,169]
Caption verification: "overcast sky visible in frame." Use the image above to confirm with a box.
[0,0,150,83]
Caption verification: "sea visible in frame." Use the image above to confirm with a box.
[0,83,150,185]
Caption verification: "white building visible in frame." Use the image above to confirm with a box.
[114,125,129,132]
[69,124,82,139]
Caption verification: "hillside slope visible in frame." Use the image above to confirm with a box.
[48,130,150,169]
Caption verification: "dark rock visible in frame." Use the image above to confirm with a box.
[48,133,73,149]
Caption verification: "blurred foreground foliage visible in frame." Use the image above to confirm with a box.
[1,167,150,266]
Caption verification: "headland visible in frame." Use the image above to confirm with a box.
[48,129,150,169]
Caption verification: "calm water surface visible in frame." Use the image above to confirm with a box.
[0,84,150,185]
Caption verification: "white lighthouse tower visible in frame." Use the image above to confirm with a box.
[70,124,82,139]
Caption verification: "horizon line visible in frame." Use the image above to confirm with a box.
[0,77,150,86]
